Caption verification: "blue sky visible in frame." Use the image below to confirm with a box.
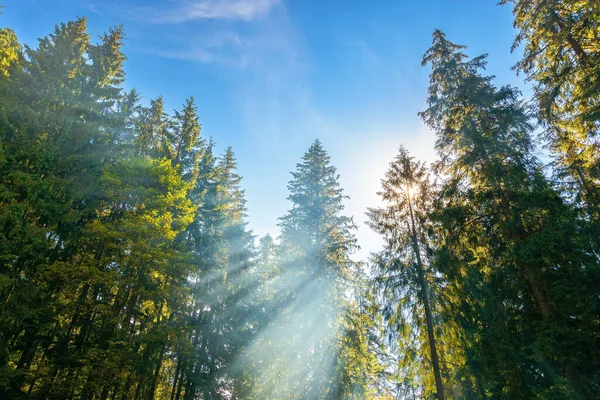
[2,0,528,261]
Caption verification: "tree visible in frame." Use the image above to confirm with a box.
[178,144,256,400]
[135,96,170,158]
[270,139,376,398]
[367,147,446,399]
[170,97,203,185]
[420,29,600,397]
[0,17,129,396]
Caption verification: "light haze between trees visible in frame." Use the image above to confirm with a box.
[0,1,599,399]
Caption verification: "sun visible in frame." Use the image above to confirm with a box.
[406,184,418,198]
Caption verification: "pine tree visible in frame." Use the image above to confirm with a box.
[0,17,204,399]
[266,139,367,398]
[367,147,447,399]
[172,97,203,185]
[0,18,128,396]
[135,96,170,158]
[178,144,256,399]
[420,29,600,397]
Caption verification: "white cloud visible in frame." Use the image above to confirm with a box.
[137,0,288,68]
[148,30,249,67]
[142,0,280,23]
[146,3,301,71]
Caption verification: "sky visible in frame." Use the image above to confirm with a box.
[1,0,529,261]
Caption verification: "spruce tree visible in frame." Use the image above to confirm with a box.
[420,30,600,397]
[273,139,367,398]
[179,145,255,399]
[367,147,447,399]
[0,18,128,396]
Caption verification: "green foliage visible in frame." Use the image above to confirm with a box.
[368,147,473,399]
[501,0,600,219]
[417,29,600,398]
[239,140,388,399]
[0,16,259,399]
[0,26,19,77]
[1,4,599,399]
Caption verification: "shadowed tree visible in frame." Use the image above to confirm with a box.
[420,29,600,397]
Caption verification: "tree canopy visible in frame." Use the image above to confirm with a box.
[1,3,599,399]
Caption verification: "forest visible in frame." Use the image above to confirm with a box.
[0,0,599,399]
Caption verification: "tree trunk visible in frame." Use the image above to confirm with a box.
[170,357,184,400]
[524,265,550,319]
[408,194,445,400]
[148,340,168,399]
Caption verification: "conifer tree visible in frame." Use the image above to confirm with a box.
[178,145,255,399]
[0,18,208,399]
[271,139,380,398]
[420,30,600,397]
[135,96,170,158]
[368,147,447,399]
[172,97,203,185]
[0,18,129,396]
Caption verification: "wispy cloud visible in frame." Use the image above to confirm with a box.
[145,2,303,71]
[140,0,280,24]
[85,2,102,15]
[148,30,249,67]
[132,0,283,68]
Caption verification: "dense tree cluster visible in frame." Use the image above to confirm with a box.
[0,16,384,399]
[0,1,598,399]
[370,2,600,398]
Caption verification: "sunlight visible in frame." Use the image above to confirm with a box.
[230,266,344,398]
[4,2,596,399]
[406,184,418,198]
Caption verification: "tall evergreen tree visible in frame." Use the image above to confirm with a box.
[178,144,255,400]
[420,29,600,397]
[257,139,383,399]
[135,96,170,158]
[172,97,203,185]
[368,147,447,399]
[0,17,129,396]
